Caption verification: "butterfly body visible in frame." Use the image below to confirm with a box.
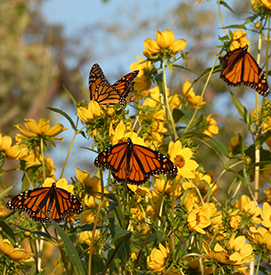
[220,45,269,96]
[89,63,139,109]
[95,138,177,185]
[6,183,83,223]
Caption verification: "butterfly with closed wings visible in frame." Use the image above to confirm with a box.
[220,45,269,97]
[95,138,177,185]
[6,182,83,223]
[89,63,139,109]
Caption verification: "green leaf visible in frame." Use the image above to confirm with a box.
[47,107,77,131]
[167,60,173,74]
[256,131,271,147]
[210,136,229,157]
[219,1,235,14]
[230,92,252,130]
[64,86,77,106]
[192,65,221,83]
[245,145,271,163]
[0,184,16,199]
[22,165,40,191]
[51,220,86,275]
[0,221,15,242]
[9,223,56,244]
[111,224,132,243]
[91,254,105,274]
[172,108,185,123]
[181,109,194,120]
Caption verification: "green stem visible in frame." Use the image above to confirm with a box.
[162,57,178,141]
[40,138,46,181]
[60,117,80,178]
[255,252,262,275]
[217,0,229,37]
[184,50,222,134]
[254,35,263,202]
[89,169,104,275]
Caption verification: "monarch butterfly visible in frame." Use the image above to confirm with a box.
[6,183,83,223]
[95,138,177,185]
[89,63,139,109]
[220,45,269,97]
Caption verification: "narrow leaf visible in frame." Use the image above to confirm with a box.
[230,92,251,129]
[47,107,77,131]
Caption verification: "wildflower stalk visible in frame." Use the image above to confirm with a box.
[60,117,80,178]
[266,13,270,75]
[184,51,222,134]
[162,57,178,141]
[254,35,263,202]
[40,138,46,181]
[255,252,262,275]
[171,178,177,251]
[89,169,104,275]
[218,0,229,37]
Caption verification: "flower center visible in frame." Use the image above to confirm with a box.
[174,155,185,169]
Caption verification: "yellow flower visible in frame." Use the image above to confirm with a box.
[169,94,181,110]
[202,114,219,140]
[129,208,149,233]
[168,140,199,179]
[182,79,206,109]
[229,211,241,232]
[131,252,137,260]
[203,234,254,273]
[43,178,74,194]
[182,171,218,210]
[0,134,21,160]
[127,184,152,202]
[0,203,7,218]
[106,107,115,117]
[261,202,271,229]
[110,120,126,145]
[22,153,56,179]
[81,209,97,224]
[186,257,215,275]
[235,195,262,225]
[226,234,254,264]
[261,0,271,9]
[143,30,187,58]
[147,243,169,274]
[187,203,215,234]
[228,136,239,153]
[230,30,250,51]
[75,168,108,199]
[251,0,271,9]
[259,164,271,188]
[153,177,182,197]
[264,187,271,203]
[79,230,98,254]
[0,235,34,263]
[246,226,271,252]
[77,100,102,123]
[130,56,152,91]
[15,118,68,141]
[142,86,164,108]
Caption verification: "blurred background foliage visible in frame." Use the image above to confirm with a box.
[1,0,266,200]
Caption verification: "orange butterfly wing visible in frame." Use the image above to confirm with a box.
[6,183,83,223]
[95,138,177,185]
[220,46,269,96]
[89,63,139,108]
[113,71,139,98]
